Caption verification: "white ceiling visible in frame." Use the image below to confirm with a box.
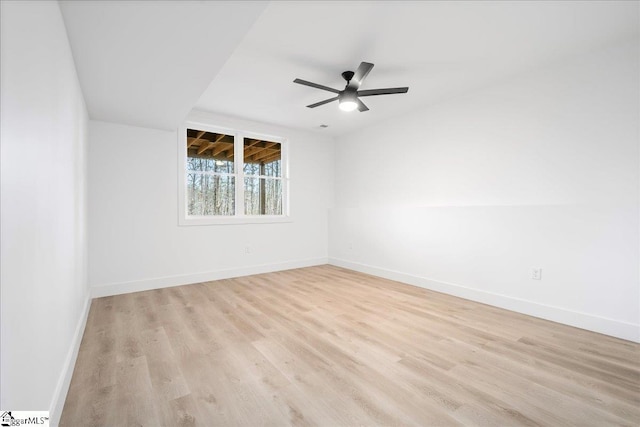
[195,1,639,136]
[59,1,267,130]
[59,1,639,135]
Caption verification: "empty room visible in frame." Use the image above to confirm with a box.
[1,0,639,426]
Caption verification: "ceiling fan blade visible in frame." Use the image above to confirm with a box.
[356,98,369,112]
[306,96,339,108]
[348,62,374,89]
[357,87,409,97]
[293,78,340,94]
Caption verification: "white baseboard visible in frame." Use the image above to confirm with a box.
[91,257,329,298]
[49,294,91,426]
[328,257,639,343]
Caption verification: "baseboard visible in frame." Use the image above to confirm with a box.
[328,257,639,343]
[91,257,329,298]
[49,294,91,426]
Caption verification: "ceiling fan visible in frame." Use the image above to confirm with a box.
[293,62,409,112]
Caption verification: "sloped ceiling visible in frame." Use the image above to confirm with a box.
[59,1,268,130]
[60,1,638,135]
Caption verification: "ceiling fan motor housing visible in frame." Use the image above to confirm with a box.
[340,88,357,103]
[340,71,357,102]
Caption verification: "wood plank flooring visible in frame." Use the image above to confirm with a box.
[60,265,640,426]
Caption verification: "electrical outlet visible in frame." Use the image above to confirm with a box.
[244,245,251,254]
[347,242,353,251]
[531,268,542,280]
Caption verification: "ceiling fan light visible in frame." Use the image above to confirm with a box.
[339,100,358,112]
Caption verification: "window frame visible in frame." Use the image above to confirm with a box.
[178,120,290,226]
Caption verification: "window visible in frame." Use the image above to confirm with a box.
[243,138,283,216]
[186,130,235,216]
[178,122,288,225]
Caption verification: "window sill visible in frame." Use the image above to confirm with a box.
[179,215,292,226]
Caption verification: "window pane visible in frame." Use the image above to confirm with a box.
[244,177,282,215]
[262,159,282,177]
[243,138,281,177]
[186,129,234,173]
[187,173,235,216]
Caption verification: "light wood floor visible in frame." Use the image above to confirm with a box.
[61,265,640,426]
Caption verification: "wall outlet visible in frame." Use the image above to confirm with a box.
[531,268,542,280]
[347,242,353,251]
[244,245,251,254]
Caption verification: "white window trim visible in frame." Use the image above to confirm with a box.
[178,120,290,226]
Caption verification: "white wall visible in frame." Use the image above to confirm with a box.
[329,39,640,342]
[88,112,334,296]
[1,0,89,420]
